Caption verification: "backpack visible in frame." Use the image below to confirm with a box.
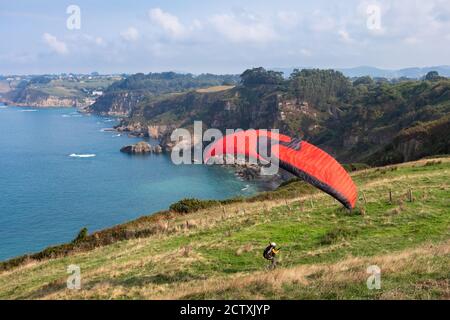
[263,245,274,260]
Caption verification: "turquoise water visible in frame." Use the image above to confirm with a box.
[0,106,260,261]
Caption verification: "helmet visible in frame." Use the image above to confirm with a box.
[270,242,276,247]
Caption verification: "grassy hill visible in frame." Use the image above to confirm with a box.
[87,73,239,116]
[0,157,448,299]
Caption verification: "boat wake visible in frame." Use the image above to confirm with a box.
[69,153,96,158]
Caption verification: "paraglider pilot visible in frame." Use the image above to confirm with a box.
[263,242,280,269]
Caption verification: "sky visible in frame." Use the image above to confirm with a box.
[1,0,450,75]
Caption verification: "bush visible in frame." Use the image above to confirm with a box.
[277,178,301,188]
[424,160,442,167]
[72,227,88,243]
[342,163,371,172]
[319,227,357,245]
[169,198,220,213]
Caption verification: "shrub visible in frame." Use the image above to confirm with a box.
[424,160,442,167]
[277,178,301,188]
[169,198,220,213]
[319,227,357,245]
[342,163,371,172]
[72,227,88,243]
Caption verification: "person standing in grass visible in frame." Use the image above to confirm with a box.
[263,242,280,270]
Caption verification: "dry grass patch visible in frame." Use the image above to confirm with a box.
[153,240,449,299]
[196,85,235,93]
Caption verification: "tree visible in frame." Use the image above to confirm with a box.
[424,71,440,81]
[240,67,284,86]
[353,76,374,87]
[288,69,352,110]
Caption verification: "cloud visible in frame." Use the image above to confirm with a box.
[95,37,105,46]
[338,29,355,43]
[120,27,139,42]
[149,8,186,38]
[300,48,312,57]
[403,36,420,45]
[277,11,300,29]
[309,10,336,32]
[42,33,68,54]
[209,13,277,44]
[81,34,106,47]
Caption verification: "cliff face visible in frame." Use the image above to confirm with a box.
[91,69,450,165]
[2,88,95,108]
[366,115,450,165]
[86,72,240,117]
[115,86,326,153]
[5,96,94,108]
[87,91,145,116]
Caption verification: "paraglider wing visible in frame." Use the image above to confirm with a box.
[275,140,357,210]
[204,130,357,209]
[203,130,290,163]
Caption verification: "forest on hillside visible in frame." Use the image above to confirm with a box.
[106,68,449,165]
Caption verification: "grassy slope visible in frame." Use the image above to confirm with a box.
[0,158,449,299]
[195,85,235,93]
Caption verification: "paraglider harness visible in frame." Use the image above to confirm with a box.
[263,244,280,261]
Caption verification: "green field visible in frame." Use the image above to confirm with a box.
[36,78,118,98]
[0,158,449,299]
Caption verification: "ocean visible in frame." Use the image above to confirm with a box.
[0,106,261,260]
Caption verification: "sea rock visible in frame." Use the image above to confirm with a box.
[152,144,163,153]
[115,122,149,137]
[120,141,164,154]
[120,141,152,154]
[235,164,260,180]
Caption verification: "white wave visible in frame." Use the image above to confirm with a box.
[112,134,121,137]
[69,153,96,158]
[20,109,37,112]
[62,114,82,118]
[0,106,8,109]
[241,185,250,191]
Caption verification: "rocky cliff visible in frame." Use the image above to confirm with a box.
[366,115,450,165]
[87,91,145,116]
[1,87,95,108]
[94,69,450,165]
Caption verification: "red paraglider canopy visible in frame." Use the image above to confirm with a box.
[204,130,357,210]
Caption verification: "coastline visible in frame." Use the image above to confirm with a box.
[0,170,304,268]
[0,105,281,261]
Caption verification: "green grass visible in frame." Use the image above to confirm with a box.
[0,158,448,299]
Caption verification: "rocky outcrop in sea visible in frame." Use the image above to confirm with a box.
[120,141,163,154]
